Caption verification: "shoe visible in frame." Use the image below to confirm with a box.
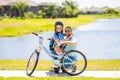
[61,67,66,73]
[54,67,60,74]
[72,65,77,72]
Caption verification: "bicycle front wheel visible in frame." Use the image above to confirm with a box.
[61,50,87,76]
[26,51,39,76]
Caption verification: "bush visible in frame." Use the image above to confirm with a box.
[24,11,37,19]
[0,15,3,20]
[106,8,119,14]
[37,10,46,19]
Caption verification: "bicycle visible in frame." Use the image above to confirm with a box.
[26,32,87,76]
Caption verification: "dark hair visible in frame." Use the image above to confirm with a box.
[55,21,64,33]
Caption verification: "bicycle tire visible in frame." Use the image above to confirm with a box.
[61,50,87,76]
[26,50,39,76]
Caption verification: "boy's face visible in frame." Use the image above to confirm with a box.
[65,28,72,37]
[56,25,63,32]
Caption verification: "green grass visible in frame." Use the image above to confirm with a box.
[87,60,120,70]
[0,77,120,80]
[0,59,120,70]
[0,14,120,37]
[0,59,120,79]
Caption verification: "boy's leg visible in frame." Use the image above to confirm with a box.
[50,50,58,60]
[50,50,60,73]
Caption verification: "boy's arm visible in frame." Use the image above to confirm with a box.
[53,33,60,43]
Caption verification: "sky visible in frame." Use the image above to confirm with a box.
[32,0,120,8]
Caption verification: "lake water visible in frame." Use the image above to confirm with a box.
[0,19,120,60]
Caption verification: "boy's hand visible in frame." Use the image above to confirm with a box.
[54,38,59,43]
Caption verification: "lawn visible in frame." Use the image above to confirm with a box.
[0,14,120,37]
[0,15,95,37]
[0,60,120,80]
[0,59,120,70]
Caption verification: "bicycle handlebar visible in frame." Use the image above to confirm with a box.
[32,32,52,40]
[32,32,39,36]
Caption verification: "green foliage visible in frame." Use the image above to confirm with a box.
[11,1,29,17]
[0,4,4,18]
[46,3,58,18]
[0,15,3,20]
[24,11,37,19]
[38,1,80,18]
[38,10,46,18]
[62,0,79,17]
[106,8,119,14]
[0,4,4,12]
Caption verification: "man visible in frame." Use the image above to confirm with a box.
[54,26,77,73]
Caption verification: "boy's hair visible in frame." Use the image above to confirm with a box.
[55,21,64,33]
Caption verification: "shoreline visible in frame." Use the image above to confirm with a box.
[0,14,120,37]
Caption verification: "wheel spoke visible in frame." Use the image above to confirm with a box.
[26,52,38,76]
[62,50,87,76]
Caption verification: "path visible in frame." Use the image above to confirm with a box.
[0,70,120,78]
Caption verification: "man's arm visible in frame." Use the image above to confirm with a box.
[60,40,77,46]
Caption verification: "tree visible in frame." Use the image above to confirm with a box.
[47,3,58,18]
[24,11,36,19]
[11,1,29,17]
[38,10,46,18]
[62,0,79,17]
[106,8,119,14]
[0,4,4,16]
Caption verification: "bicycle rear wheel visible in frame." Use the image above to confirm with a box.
[26,50,39,76]
[61,50,87,76]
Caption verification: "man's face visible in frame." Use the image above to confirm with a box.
[65,28,72,37]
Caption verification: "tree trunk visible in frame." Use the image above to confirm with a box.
[19,10,22,17]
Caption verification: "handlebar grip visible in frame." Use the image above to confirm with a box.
[32,32,38,36]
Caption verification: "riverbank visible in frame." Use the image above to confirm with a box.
[0,14,120,37]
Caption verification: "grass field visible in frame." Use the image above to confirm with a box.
[0,77,120,80]
[0,15,95,37]
[0,14,120,37]
[0,59,120,70]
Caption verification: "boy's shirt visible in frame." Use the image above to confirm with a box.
[49,32,65,51]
